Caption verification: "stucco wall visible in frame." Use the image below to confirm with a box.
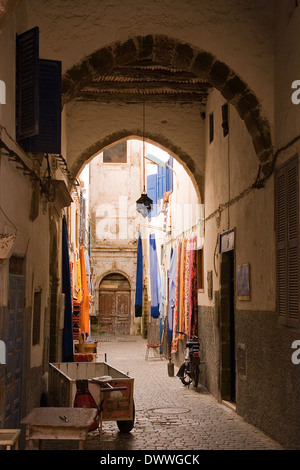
[25,0,274,121]
[0,4,62,422]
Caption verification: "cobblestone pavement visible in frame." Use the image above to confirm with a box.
[42,335,283,452]
[89,336,282,451]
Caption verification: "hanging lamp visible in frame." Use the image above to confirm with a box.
[136,96,153,217]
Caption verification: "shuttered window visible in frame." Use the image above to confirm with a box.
[157,157,173,200]
[275,155,299,327]
[24,59,62,154]
[16,26,39,141]
[147,173,158,218]
[16,28,62,154]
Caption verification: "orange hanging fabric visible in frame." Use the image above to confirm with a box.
[79,246,90,336]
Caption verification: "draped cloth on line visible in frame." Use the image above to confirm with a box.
[62,215,74,362]
[172,242,181,352]
[75,257,82,302]
[135,233,143,317]
[189,234,198,337]
[168,247,176,342]
[79,246,90,337]
[149,233,161,319]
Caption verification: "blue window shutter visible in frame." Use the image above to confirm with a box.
[147,174,158,218]
[25,59,62,154]
[166,157,173,192]
[16,26,39,141]
[157,165,166,200]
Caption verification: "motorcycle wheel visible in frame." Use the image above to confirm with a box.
[192,365,199,388]
[180,365,193,386]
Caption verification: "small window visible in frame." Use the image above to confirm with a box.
[209,112,214,143]
[103,142,127,163]
[32,290,42,345]
[221,103,229,137]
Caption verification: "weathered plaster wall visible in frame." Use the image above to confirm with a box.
[199,89,275,312]
[0,4,59,422]
[198,86,299,449]
[274,1,300,148]
[25,0,274,122]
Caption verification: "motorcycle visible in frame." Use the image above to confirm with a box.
[176,331,200,388]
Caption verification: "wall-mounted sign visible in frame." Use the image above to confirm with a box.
[237,264,250,300]
[219,228,235,253]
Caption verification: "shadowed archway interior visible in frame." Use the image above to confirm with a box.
[62,34,273,186]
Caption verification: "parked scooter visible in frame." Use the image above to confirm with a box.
[176,331,200,388]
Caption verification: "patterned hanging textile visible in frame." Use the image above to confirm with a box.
[79,246,90,337]
[172,242,181,352]
[189,234,198,337]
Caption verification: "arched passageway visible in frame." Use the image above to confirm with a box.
[63,34,273,189]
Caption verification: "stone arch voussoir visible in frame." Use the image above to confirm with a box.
[63,34,273,178]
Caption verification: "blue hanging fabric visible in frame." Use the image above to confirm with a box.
[149,233,161,319]
[62,215,74,362]
[168,247,176,341]
[135,233,143,317]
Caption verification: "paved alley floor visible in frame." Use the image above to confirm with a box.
[71,335,282,452]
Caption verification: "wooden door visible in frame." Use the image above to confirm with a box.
[99,291,116,334]
[220,250,236,403]
[99,290,130,335]
[115,291,130,335]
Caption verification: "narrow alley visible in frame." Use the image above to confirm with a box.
[1,0,300,456]
[41,335,282,452]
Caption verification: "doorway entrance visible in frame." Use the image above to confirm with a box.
[99,273,131,335]
[5,255,25,428]
[220,250,236,403]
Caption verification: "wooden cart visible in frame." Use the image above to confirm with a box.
[48,361,135,433]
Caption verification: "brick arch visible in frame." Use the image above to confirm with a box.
[72,130,202,201]
[63,34,273,179]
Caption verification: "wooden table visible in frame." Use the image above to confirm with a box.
[0,429,21,450]
[21,407,97,450]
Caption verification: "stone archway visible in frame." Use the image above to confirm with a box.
[62,34,273,179]
[72,132,202,201]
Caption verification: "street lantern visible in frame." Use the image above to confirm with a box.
[136,191,153,217]
[136,94,153,217]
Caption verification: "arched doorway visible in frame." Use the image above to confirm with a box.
[99,273,131,335]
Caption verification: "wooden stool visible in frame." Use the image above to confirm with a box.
[0,429,21,450]
[145,343,162,360]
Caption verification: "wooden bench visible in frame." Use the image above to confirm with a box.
[21,407,97,450]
